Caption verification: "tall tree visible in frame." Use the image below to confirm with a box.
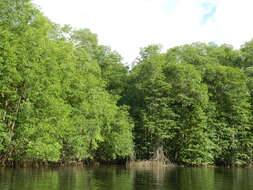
[200,64,252,165]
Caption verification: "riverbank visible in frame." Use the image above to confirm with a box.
[1,160,85,168]
[1,159,253,168]
[126,160,174,168]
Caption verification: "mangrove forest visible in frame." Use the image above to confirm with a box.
[1,0,253,167]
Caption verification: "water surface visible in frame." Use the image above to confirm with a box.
[0,166,253,190]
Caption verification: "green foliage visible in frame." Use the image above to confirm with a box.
[163,63,213,165]
[241,39,253,68]
[200,64,252,165]
[126,42,253,166]
[1,0,253,166]
[127,45,213,165]
[0,0,133,164]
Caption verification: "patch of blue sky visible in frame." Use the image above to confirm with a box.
[201,2,217,26]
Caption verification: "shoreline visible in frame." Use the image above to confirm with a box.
[1,159,252,168]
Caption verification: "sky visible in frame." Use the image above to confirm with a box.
[33,0,253,65]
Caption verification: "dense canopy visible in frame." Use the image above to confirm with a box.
[1,0,253,166]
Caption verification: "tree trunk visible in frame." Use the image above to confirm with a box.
[152,137,169,164]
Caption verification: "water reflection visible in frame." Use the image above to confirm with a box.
[0,166,253,190]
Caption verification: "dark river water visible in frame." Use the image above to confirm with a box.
[0,166,253,190]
